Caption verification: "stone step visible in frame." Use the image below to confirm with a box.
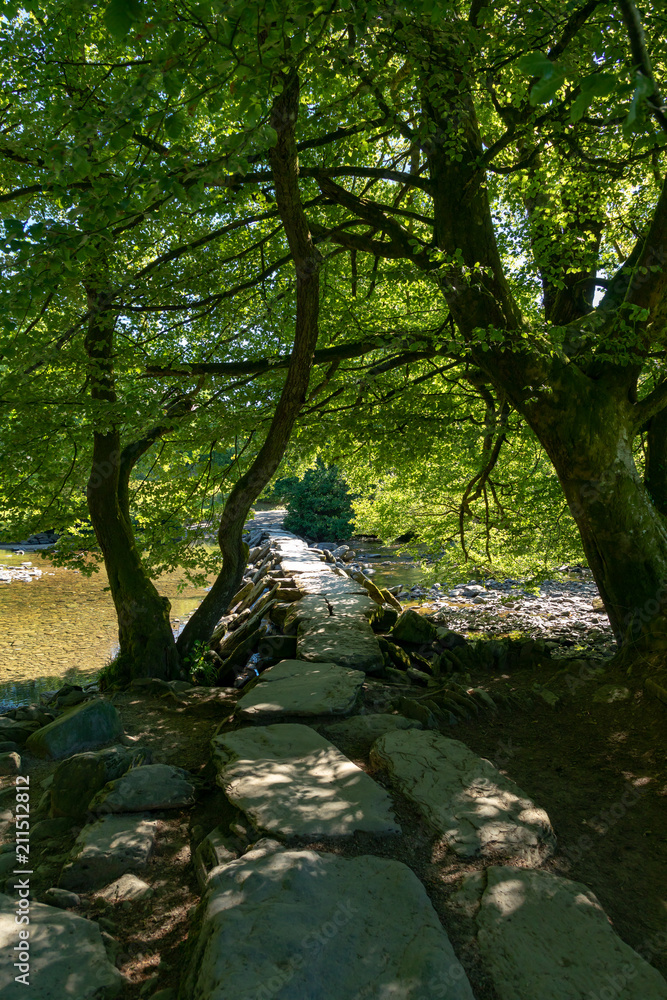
[454,866,667,999]
[297,616,384,674]
[236,659,365,720]
[371,729,555,862]
[213,723,401,837]
[180,839,476,1000]
[0,891,123,998]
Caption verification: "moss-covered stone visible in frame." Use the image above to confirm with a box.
[25,699,123,760]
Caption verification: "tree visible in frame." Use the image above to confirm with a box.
[4,0,667,682]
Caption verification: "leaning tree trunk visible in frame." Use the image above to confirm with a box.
[527,364,667,666]
[84,271,182,685]
[176,70,322,659]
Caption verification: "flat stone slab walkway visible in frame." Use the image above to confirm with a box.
[371,729,555,861]
[236,659,364,719]
[181,839,476,1000]
[455,866,667,999]
[213,723,401,837]
[0,891,123,998]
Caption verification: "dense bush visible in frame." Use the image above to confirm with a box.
[280,460,354,541]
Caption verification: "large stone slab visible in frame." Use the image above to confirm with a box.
[26,699,123,760]
[454,866,667,1000]
[324,713,423,756]
[236,660,364,719]
[0,891,123,998]
[213,724,400,837]
[298,616,384,674]
[89,763,196,813]
[180,840,475,1000]
[371,730,555,861]
[59,814,158,891]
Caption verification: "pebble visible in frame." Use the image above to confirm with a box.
[408,574,615,658]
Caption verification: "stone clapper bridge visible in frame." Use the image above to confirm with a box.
[1,527,666,1000]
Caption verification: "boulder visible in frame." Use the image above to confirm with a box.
[236,660,364,720]
[59,814,158,891]
[180,840,475,1000]
[391,609,439,646]
[323,713,423,757]
[454,866,667,1000]
[0,718,39,745]
[98,873,153,904]
[43,887,80,909]
[26,699,123,760]
[371,730,555,862]
[0,892,123,998]
[0,752,20,775]
[51,745,151,819]
[89,763,196,814]
[213,724,400,837]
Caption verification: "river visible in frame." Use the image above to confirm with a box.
[0,532,424,710]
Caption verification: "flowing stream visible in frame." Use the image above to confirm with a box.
[0,536,424,711]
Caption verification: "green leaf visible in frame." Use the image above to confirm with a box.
[164,112,186,138]
[104,0,142,40]
[623,72,655,137]
[517,51,553,77]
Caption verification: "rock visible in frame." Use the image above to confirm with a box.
[59,814,158,891]
[31,817,76,843]
[298,616,384,674]
[0,752,20,775]
[193,827,239,891]
[0,891,123,998]
[98,873,153,904]
[455,866,667,1000]
[236,659,364,720]
[181,840,475,1000]
[0,741,19,753]
[89,763,196,813]
[43,887,80,908]
[51,745,151,820]
[371,730,555,862]
[0,852,17,880]
[323,713,423,756]
[213,723,401,837]
[0,718,39,745]
[26,699,123,760]
[593,684,631,703]
[391,609,439,645]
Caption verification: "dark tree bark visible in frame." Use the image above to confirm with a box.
[644,408,667,517]
[84,265,183,684]
[312,21,667,675]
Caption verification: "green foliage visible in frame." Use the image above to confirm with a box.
[281,460,355,542]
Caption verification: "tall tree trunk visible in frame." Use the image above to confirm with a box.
[176,70,322,659]
[526,365,667,658]
[84,271,182,684]
[645,408,667,516]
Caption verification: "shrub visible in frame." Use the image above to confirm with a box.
[281,460,354,541]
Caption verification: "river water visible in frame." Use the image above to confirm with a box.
[0,549,215,711]
[0,535,424,710]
